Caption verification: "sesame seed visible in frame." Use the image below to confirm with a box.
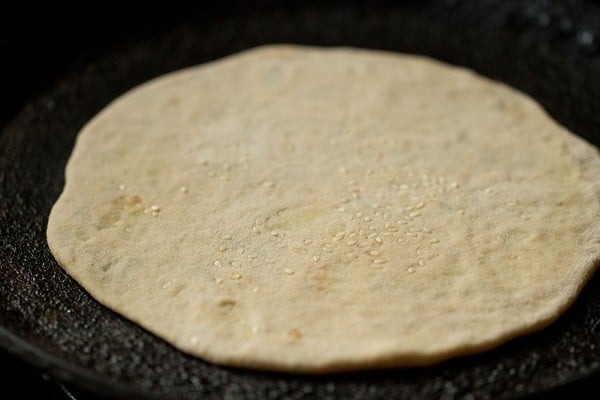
[397,238,404,242]
[368,250,379,256]
[231,261,241,267]
[237,247,246,254]
[451,182,459,189]
[322,244,333,253]
[271,231,279,237]
[387,226,398,232]
[252,325,259,333]
[375,237,383,244]
[341,197,350,203]
[373,259,387,264]
[409,211,421,218]
[363,216,372,222]
[150,205,160,211]
[419,259,425,266]
[284,268,294,275]
[252,226,261,234]
[422,227,431,233]
[247,254,258,259]
[232,274,242,280]
[263,181,275,188]
[407,267,416,274]
[332,232,345,242]
[215,278,223,284]
[221,234,232,240]
[219,245,228,252]
[429,238,440,243]
[252,287,259,293]
[346,240,357,246]
[415,202,424,209]
[190,336,199,344]
[457,209,465,215]
[180,186,188,193]
[214,260,222,267]
[313,255,320,262]
[338,207,346,212]
[118,184,126,191]
[303,239,313,245]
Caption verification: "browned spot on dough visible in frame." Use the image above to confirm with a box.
[96,211,121,230]
[167,97,180,106]
[216,299,236,313]
[96,195,145,230]
[306,262,342,292]
[288,328,303,340]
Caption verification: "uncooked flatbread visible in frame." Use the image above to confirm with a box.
[47,45,600,372]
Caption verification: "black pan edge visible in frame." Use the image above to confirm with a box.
[0,326,162,400]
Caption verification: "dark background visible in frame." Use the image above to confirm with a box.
[1,1,600,399]
[0,3,186,128]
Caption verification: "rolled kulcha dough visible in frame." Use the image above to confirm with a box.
[47,45,600,372]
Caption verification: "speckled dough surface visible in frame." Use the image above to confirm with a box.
[46,45,600,373]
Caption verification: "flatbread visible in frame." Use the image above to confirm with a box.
[47,45,600,372]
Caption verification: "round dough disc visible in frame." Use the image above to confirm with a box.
[47,45,600,372]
